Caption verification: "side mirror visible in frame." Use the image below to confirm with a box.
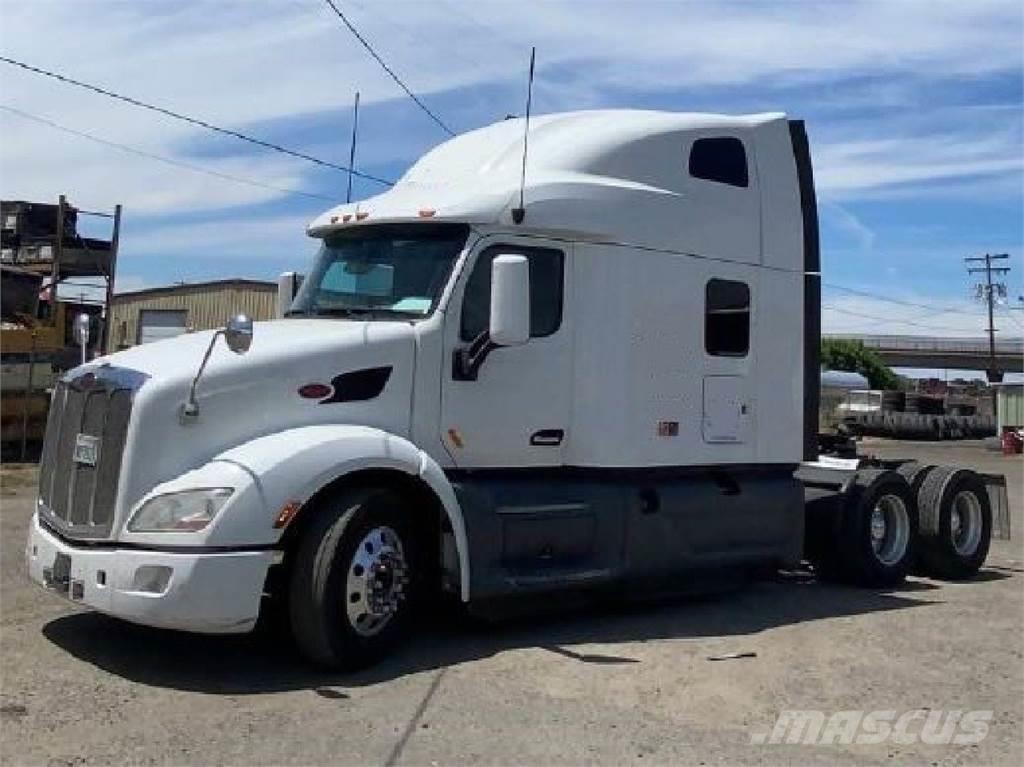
[277,272,303,318]
[224,313,253,354]
[73,312,90,346]
[74,312,90,366]
[182,314,253,420]
[489,255,530,347]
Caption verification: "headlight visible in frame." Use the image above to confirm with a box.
[127,488,233,532]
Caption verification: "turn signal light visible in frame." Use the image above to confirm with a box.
[274,501,302,529]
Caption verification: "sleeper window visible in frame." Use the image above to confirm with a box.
[705,279,750,357]
[689,137,749,187]
[460,246,564,342]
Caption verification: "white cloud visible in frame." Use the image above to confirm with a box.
[129,213,316,261]
[814,129,1023,197]
[0,0,1020,296]
[2,0,1021,211]
[821,293,1003,337]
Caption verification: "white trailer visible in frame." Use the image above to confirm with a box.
[26,111,1005,669]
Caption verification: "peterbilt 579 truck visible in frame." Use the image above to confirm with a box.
[27,111,1004,670]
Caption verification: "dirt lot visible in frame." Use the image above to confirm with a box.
[1,441,1022,766]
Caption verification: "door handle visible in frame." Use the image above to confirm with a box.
[530,429,564,446]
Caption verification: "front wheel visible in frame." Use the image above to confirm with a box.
[289,487,418,670]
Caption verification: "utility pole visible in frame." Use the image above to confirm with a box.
[965,254,1011,411]
[966,253,1010,380]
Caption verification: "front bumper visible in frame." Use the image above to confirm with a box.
[26,514,274,634]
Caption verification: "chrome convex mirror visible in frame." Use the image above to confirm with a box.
[224,313,253,354]
[181,313,253,421]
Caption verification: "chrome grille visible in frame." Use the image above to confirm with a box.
[38,369,139,539]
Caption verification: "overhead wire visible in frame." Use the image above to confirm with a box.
[823,281,985,318]
[319,0,454,136]
[821,304,987,333]
[0,55,394,186]
[0,104,337,203]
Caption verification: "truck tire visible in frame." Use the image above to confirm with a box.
[289,487,418,670]
[829,469,918,587]
[916,466,991,580]
[896,461,935,495]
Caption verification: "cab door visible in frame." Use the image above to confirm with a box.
[440,237,572,468]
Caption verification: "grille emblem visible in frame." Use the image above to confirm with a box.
[73,434,100,466]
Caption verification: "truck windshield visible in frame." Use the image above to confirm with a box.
[288,223,469,319]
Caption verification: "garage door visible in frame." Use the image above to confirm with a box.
[137,309,188,344]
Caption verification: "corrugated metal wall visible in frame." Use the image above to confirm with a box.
[997,385,1024,430]
[110,283,276,349]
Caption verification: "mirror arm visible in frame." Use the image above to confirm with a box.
[453,331,498,381]
[181,329,224,421]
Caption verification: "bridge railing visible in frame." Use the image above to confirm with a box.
[825,334,1023,355]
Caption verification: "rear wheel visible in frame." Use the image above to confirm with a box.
[917,467,991,580]
[289,487,418,670]
[821,469,917,587]
[897,461,935,495]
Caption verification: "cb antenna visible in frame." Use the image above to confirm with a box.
[346,91,360,203]
[511,47,535,225]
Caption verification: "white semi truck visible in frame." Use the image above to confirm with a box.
[27,111,1004,669]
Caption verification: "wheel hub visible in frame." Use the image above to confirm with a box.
[345,526,408,637]
[870,494,910,567]
[950,491,983,557]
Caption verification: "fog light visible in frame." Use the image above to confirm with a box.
[131,565,172,594]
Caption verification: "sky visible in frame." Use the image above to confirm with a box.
[1,0,1023,373]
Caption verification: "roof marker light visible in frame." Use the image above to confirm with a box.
[418,208,436,218]
[330,215,339,224]
[356,211,369,221]
[342,213,352,223]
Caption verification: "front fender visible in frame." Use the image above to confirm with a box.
[214,424,470,600]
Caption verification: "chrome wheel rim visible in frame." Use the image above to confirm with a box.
[345,526,408,637]
[870,494,910,567]
[950,491,983,557]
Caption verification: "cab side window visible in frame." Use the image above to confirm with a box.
[705,278,750,357]
[460,246,564,342]
[689,137,749,188]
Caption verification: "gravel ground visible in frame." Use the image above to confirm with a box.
[1,442,1021,766]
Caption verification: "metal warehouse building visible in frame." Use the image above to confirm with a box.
[997,382,1024,432]
[109,279,276,349]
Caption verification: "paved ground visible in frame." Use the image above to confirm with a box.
[1,442,1021,766]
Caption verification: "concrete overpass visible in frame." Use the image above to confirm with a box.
[825,334,1023,381]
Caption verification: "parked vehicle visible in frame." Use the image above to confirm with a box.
[26,111,1007,669]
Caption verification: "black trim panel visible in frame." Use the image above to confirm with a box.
[446,463,798,482]
[789,119,822,462]
[450,463,804,600]
[320,366,392,404]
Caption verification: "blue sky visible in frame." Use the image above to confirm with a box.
[1,0,1022,351]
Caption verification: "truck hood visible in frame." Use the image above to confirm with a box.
[98,318,404,386]
[82,318,420,521]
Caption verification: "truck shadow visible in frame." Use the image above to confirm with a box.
[38,571,980,695]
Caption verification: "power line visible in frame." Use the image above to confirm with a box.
[822,304,984,333]
[0,104,336,203]
[823,282,985,318]
[0,55,393,186]
[319,0,454,136]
